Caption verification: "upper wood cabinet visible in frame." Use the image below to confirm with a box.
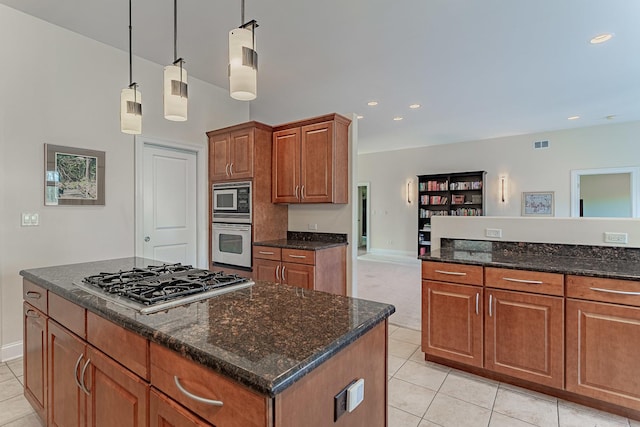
[272,114,351,204]
[208,122,272,182]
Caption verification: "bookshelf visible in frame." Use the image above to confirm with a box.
[417,171,486,256]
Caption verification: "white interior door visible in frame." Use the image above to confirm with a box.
[143,144,197,265]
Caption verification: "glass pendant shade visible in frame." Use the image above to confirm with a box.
[120,87,142,135]
[164,64,188,121]
[229,27,257,101]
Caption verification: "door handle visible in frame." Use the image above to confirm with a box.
[80,359,91,395]
[301,185,305,200]
[489,294,493,317]
[74,354,84,391]
[25,291,42,299]
[275,265,280,281]
[174,376,223,407]
[475,293,479,315]
[434,270,467,276]
[295,185,299,199]
[26,309,40,318]
[282,265,286,283]
[144,236,150,242]
[502,277,543,285]
[225,163,230,176]
[229,163,234,175]
[288,255,306,259]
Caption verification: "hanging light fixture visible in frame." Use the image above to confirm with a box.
[229,0,258,101]
[120,0,142,134]
[164,0,188,121]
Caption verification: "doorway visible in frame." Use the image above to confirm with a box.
[570,167,640,218]
[135,137,209,268]
[357,182,371,255]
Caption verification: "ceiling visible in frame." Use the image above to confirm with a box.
[2,0,639,154]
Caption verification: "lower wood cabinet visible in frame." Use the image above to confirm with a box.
[23,302,47,422]
[150,389,210,427]
[422,280,483,367]
[485,289,564,388]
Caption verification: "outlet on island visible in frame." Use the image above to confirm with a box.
[308,223,318,231]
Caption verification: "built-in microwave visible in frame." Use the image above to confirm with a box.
[212,181,251,223]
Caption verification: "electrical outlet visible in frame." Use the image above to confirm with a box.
[604,232,628,244]
[485,228,502,238]
[308,223,318,231]
[334,385,348,421]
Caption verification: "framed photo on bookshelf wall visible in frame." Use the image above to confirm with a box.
[521,191,554,216]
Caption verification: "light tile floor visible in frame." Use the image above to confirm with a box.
[387,324,640,427]
[3,327,640,426]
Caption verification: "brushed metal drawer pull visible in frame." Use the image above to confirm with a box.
[590,287,640,296]
[275,265,280,281]
[295,185,299,199]
[25,309,40,318]
[73,354,84,391]
[475,293,479,316]
[225,163,230,177]
[288,255,306,259]
[80,359,91,395]
[26,291,42,299]
[489,294,493,317]
[434,270,467,276]
[282,265,287,282]
[259,251,275,255]
[229,163,234,175]
[502,277,543,285]
[174,376,223,407]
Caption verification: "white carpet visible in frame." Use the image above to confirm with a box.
[357,256,421,331]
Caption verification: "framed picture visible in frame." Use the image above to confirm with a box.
[521,191,554,216]
[44,144,105,206]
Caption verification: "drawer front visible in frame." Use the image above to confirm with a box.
[150,343,270,427]
[567,275,640,307]
[48,292,86,338]
[87,311,149,380]
[253,246,282,261]
[485,267,564,296]
[23,280,48,314]
[282,248,315,265]
[422,261,483,286]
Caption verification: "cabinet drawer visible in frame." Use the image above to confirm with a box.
[422,261,483,286]
[567,275,640,307]
[48,292,86,338]
[254,246,282,261]
[485,267,564,296]
[282,248,315,265]
[23,280,47,314]
[150,343,270,427]
[87,311,149,380]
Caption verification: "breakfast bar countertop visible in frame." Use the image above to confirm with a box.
[20,257,394,397]
[420,239,640,281]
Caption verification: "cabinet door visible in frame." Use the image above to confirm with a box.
[422,281,483,367]
[567,299,640,410]
[485,289,564,388]
[282,262,315,290]
[253,258,281,283]
[150,389,210,427]
[48,320,86,427]
[229,129,254,179]
[86,346,148,427]
[272,128,300,203]
[300,121,333,203]
[24,303,47,423]
[209,133,230,181]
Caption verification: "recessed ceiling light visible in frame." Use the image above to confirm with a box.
[357,115,364,119]
[605,115,616,120]
[568,115,580,120]
[393,116,403,121]
[590,33,613,44]
[409,104,421,109]
[367,101,378,106]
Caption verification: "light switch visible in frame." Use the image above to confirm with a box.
[30,213,39,226]
[21,213,31,226]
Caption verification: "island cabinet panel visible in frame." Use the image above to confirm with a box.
[87,311,149,380]
[274,321,387,427]
[48,320,87,427]
[484,289,564,388]
[253,258,280,283]
[150,342,272,427]
[282,262,315,290]
[23,302,47,423]
[86,346,148,427]
[422,280,483,367]
[150,389,211,427]
[566,298,640,410]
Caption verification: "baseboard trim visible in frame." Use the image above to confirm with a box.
[1,340,23,362]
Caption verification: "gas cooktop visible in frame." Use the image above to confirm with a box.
[76,263,254,314]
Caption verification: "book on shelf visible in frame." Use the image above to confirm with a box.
[419,209,450,218]
[425,180,449,191]
[452,195,465,205]
[450,181,483,190]
[450,208,483,216]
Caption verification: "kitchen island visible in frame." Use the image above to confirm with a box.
[20,257,394,426]
[421,239,640,420]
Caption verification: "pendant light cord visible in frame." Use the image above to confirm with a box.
[173,0,177,62]
[241,0,245,26]
[128,0,133,86]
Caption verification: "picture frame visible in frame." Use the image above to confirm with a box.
[44,144,105,206]
[521,191,554,216]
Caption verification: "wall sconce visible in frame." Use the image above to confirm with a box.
[407,180,412,204]
[500,175,508,203]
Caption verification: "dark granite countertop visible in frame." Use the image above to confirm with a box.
[254,231,348,251]
[20,257,394,397]
[421,240,640,281]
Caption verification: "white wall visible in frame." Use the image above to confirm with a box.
[358,121,640,257]
[581,173,631,217]
[0,5,248,360]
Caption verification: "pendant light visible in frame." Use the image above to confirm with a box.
[120,0,142,134]
[229,0,258,101]
[164,0,188,121]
